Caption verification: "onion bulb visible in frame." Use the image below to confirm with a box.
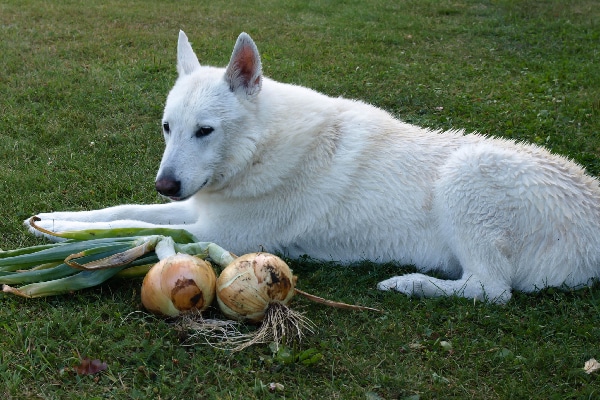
[216,252,296,323]
[141,253,216,317]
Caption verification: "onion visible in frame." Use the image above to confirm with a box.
[141,253,216,317]
[216,252,296,323]
[211,252,312,351]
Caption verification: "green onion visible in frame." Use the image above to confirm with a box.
[0,222,202,298]
[0,238,136,272]
[3,267,129,298]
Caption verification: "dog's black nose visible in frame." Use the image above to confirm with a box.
[155,178,181,197]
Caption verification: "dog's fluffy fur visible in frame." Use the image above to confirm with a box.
[27,31,600,303]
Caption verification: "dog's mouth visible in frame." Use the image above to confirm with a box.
[166,195,186,201]
[166,179,209,201]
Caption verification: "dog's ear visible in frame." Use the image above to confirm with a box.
[177,30,201,76]
[225,32,262,98]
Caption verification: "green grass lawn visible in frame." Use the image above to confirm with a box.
[1,0,599,398]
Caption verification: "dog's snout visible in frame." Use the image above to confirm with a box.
[155,178,181,198]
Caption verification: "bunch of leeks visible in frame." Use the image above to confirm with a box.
[0,217,234,298]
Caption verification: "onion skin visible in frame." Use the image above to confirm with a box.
[141,253,216,317]
[216,253,296,323]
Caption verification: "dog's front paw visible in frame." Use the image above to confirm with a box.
[24,216,44,236]
[23,215,77,242]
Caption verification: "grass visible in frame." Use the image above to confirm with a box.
[1,0,599,398]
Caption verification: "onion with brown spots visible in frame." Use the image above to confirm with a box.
[141,253,216,317]
[213,252,311,351]
[216,252,297,322]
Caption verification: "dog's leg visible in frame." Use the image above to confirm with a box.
[377,142,537,303]
[378,224,515,304]
[25,200,199,238]
[32,201,197,224]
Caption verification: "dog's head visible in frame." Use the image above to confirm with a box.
[156,31,263,200]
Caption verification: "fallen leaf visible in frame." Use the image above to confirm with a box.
[584,358,600,374]
[74,358,108,375]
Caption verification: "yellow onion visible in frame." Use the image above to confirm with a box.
[141,253,216,317]
[216,252,296,322]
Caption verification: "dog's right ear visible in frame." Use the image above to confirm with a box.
[177,30,201,76]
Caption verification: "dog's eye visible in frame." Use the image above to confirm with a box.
[162,122,170,134]
[195,126,214,138]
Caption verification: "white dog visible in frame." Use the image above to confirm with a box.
[27,31,600,303]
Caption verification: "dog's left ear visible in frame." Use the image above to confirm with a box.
[225,32,262,98]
